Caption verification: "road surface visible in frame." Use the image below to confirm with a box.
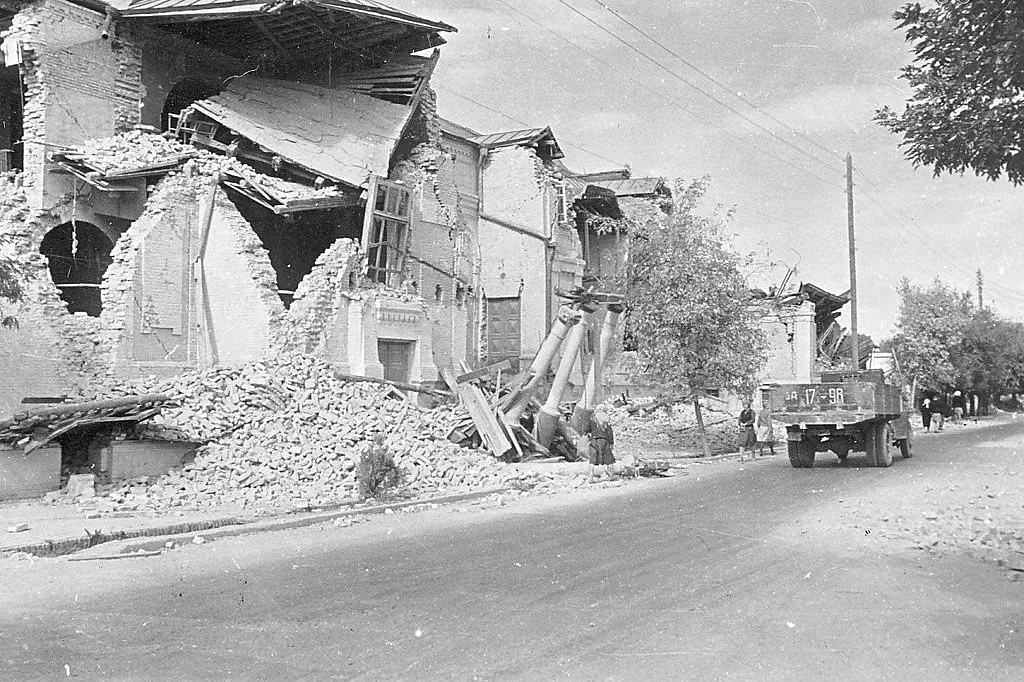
[3,420,1024,680]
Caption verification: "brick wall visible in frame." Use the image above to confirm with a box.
[201,187,282,365]
[759,301,816,384]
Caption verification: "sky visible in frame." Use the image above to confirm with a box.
[395,0,1024,340]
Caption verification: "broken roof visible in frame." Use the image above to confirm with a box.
[470,127,564,160]
[189,76,415,188]
[331,50,438,105]
[589,177,667,197]
[106,0,455,64]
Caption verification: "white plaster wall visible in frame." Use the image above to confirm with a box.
[759,301,816,384]
[201,201,273,364]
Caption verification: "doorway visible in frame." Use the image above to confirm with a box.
[377,339,413,384]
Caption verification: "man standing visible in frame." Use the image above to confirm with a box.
[738,401,756,462]
[587,404,616,480]
[951,390,965,424]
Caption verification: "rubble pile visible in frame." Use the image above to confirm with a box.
[605,401,738,455]
[96,355,583,514]
[66,130,196,173]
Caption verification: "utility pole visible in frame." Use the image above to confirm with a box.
[977,268,984,309]
[846,153,859,370]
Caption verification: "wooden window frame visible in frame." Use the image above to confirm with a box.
[362,176,412,286]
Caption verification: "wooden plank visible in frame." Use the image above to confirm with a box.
[455,359,515,384]
[456,383,513,458]
[335,372,450,397]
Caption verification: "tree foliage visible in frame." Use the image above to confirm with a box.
[890,276,1024,399]
[891,277,973,394]
[620,177,767,396]
[876,1,1024,183]
[0,233,27,329]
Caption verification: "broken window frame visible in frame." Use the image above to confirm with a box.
[555,182,568,224]
[362,176,412,287]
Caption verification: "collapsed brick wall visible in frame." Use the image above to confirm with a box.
[271,238,361,355]
[3,0,145,211]
[0,176,111,408]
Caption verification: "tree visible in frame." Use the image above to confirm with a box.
[0,235,26,329]
[620,177,767,456]
[890,277,974,400]
[876,1,1024,183]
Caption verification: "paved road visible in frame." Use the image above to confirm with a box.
[3,421,1024,680]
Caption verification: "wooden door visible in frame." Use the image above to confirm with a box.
[377,340,413,383]
[486,297,521,364]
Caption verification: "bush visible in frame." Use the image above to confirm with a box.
[356,436,404,500]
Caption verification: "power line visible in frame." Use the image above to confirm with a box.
[434,86,628,169]
[587,0,846,166]
[484,0,844,190]
[550,0,842,175]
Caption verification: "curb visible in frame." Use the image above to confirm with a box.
[66,487,511,560]
[1,516,242,558]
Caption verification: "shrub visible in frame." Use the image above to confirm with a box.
[356,436,403,500]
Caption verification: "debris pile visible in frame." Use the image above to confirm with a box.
[92,355,585,514]
[606,400,739,455]
[52,129,196,176]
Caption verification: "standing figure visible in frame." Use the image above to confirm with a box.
[951,390,965,424]
[920,396,932,433]
[930,393,946,432]
[756,402,775,457]
[738,401,756,462]
[587,404,616,479]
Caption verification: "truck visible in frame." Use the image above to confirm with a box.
[768,368,913,468]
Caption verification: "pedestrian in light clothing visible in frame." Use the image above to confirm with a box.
[756,401,775,457]
[738,401,756,462]
[931,393,946,432]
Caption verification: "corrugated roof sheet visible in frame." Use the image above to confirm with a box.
[439,118,482,140]
[589,177,666,197]
[468,126,563,160]
[190,76,415,188]
[118,0,456,32]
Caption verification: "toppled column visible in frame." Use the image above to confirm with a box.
[505,306,581,422]
[537,304,596,447]
[571,302,624,432]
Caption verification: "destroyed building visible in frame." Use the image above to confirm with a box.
[439,119,585,367]
[0,0,485,416]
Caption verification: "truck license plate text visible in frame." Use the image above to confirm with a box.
[786,387,844,405]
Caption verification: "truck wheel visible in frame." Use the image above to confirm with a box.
[788,440,815,468]
[899,438,912,459]
[874,423,894,467]
[787,441,802,467]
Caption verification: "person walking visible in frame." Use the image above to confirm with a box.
[951,390,965,424]
[920,396,932,433]
[931,393,946,432]
[756,401,775,456]
[738,401,756,462]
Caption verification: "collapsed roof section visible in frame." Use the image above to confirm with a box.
[588,177,668,198]
[108,0,456,66]
[182,75,418,189]
[471,127,563,161]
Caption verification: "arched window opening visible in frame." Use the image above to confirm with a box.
[162,78,221,132]
[39,221,113,317]
[224,187,363,308]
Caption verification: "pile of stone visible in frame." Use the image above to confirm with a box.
[606,401,738,455]
[60,129,196,174]
[94,355,584,514]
